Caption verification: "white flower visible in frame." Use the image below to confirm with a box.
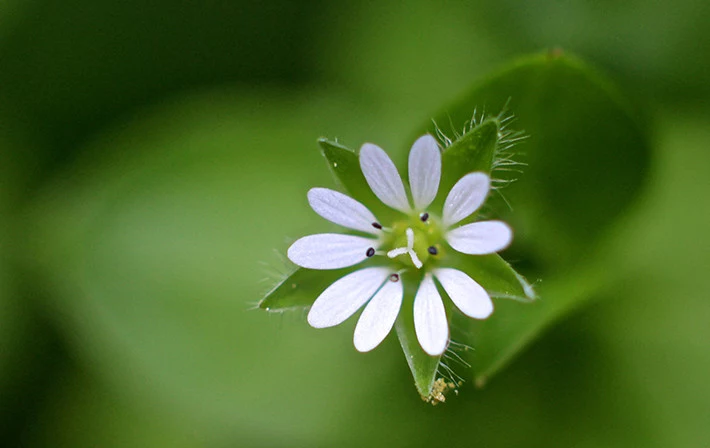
[287,135,512,356]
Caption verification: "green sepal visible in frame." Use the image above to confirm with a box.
[259,266,359,312]
[394,274,441,401]
[444,251,535,302]
[258,138,386,313]
[317,138,394,221]
[436,118,499,207]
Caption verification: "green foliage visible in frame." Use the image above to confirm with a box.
[20,93,397,441]
[2,0,710,445]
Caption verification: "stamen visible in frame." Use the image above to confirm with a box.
[366,247,375,257]
[389,273,400,282]
[420,212,429,222]
[372,222,383,230]
[428,246,438,255]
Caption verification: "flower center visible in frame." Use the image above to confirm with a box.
[385,215,443,269]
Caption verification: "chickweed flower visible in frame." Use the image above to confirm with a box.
[287,135,512,356]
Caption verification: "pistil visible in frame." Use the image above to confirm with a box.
[387,228,423,269]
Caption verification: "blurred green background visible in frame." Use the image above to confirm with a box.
[1,1,709,446]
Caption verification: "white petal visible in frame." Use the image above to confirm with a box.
[408,135,441,210]
[433,268,493,319]
[307,188,380,235]
[442,172,490,227]
[287,234,377,269]
[353,277,403,352]
[446,221,513,255]
[413,274,449,356]
[359,143,411,213]
[307,267,390,328]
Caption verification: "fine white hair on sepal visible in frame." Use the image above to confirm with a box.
[353,277,403,352]
[413,274,449,356]
[307,187,382,235]
[408,134,441,211]
[438,360,465,387]
[432,119,453,147]
[433,268,493,319]
[446,220,513,255]
[307,267,390,328]
[431,105,528,198]
[359,143,411,213]
[255,248,299,312]
[440,339,473,383]
[287,233,376,269]
[442,172,490,228]
[444,340,473,370]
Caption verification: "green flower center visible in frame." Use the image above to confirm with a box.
[385,214,444,269]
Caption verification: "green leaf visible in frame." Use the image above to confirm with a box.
[425,51,650,265]
[460,255,608,387]
[417,51,651,385]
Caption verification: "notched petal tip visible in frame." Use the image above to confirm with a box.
[307,267,390,328]
[353,278,403,352]
[413,274,449,356]
[307,187,380,235]
[409,134,442,211]
[442,172,491,228]
[359,142,411,213]
[287,233,376,269]
[434,268,493,319]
